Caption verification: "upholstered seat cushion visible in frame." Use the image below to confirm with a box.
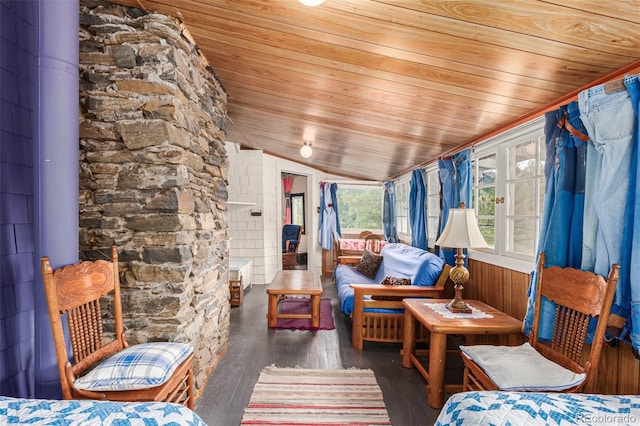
[460,342,586,391]
[74,342,193,391]
[335,265,378,315]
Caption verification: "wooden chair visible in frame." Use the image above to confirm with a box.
[461,252,619,394]
[364,234,383,254]
[358,230,373,239]
[41,246,195,408]
[282,224,303,269]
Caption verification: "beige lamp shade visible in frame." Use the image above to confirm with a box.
[435,208,489,249]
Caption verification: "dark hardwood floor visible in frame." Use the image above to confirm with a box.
[194,275,457,426]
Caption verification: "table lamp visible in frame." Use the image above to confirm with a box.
[435,204,488,313]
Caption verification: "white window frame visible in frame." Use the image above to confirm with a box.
[468,116,545,274]
[395,178,410,240]
[472,151,498,254]
[426,166,441,248]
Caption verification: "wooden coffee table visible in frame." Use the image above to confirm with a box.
[266,270,322,328]
[402,298,523,408]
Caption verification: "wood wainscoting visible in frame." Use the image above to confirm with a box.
[466,259,640,395]
[324,249,640,394]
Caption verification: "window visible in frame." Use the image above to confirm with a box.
[291,193,305,233]
[336,185,383,232]
[396,179,409,236]
[473,153,497,248]
[505,137,545,257]
[469,116,546,271]
[426,168,440,246]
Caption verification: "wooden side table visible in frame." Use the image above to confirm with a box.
[402,298,523,408]
[266,270,322,328]
[229,276,243,307]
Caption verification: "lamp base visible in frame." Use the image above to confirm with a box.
[446,299,472,314]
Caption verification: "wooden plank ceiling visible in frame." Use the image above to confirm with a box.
[107,0,640,181]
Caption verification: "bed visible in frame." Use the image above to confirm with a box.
[0,396,207,425]
[435,391,640,426]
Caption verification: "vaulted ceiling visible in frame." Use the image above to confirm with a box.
[108,0,640,181]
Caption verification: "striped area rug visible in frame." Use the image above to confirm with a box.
[241,366,392,425]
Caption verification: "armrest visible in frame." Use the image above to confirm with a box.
[350,284,445,297]
[337,255,362,265]
[350,284,445,350]
[349,263,451,350]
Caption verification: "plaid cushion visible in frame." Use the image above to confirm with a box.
[74,342,192,391]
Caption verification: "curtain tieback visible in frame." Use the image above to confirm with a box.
[557,115,589,143]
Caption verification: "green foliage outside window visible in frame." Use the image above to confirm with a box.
[336,187,382,230]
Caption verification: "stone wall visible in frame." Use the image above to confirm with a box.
[78,0,229,389]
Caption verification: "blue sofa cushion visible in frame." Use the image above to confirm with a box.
[335,264,377,315]
[373,243,444,285]
[335,243,445,316]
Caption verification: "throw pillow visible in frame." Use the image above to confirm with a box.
[356,249,383,279]
[74,342,193,391]
[371,276,412,301]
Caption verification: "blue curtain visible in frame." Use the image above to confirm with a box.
[437,149,472,265]
[624,76,640,356]
[523,79,640,357]
[523,103,587,339]
[409,169,428,249]
[318,182,339,250]
[330,182,341,238]
[383,181,399,242]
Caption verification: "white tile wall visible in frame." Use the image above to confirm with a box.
[225,142,330,284]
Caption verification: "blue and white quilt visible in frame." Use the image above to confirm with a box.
[0,396,207,425]
[435,391,640,426]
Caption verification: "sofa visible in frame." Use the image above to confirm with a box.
[334,243,450,350]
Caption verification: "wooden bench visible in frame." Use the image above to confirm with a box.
[266,270,322,328]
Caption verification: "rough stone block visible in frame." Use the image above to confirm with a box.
[102,202,143,216]
[86,150,135,165]
[132,232,190,247]
[117,79,175,96]
[129,262,189,283]
[126,292,181,317]
[143,245,192,264]
[117,164,189,189]
[110,44,136,68]
[125,214,182,232]
[116,120,173,150]
[79,120,117,140]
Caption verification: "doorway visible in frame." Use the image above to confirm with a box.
[282,172,308,270]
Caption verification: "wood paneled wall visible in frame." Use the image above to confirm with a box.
[324,250,640,394]
[467,259,640,395]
